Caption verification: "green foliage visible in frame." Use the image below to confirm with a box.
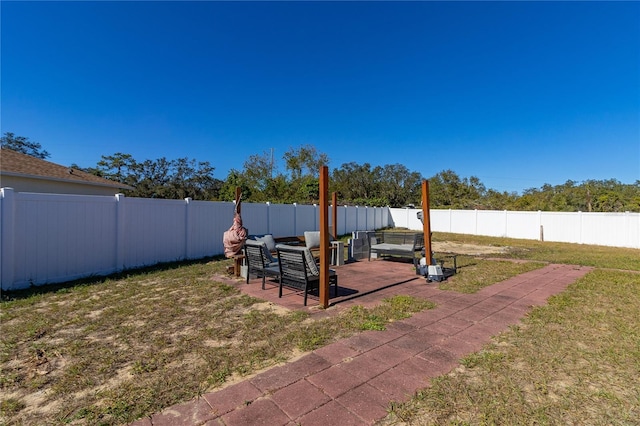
[218,169,253,201]
[6,132,638,211]
[429,169,487,209]
[514,179,640,212]
[330,162,422,207]
[283,144,328,180]
[79,152,640,211]
[86,153,223,200]
[1,132,50,159]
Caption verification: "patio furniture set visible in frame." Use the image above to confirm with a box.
[243,230,449,306]
[243,231,338,306]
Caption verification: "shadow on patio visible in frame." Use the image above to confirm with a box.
[228,258,428,316]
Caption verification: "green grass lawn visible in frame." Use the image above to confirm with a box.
[380,268,640,425]
[1,234,638,425]
[0,260,433,425]
[432,231,640,271]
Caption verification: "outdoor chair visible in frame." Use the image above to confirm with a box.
[244,240,280,289]
[275,244,338,306]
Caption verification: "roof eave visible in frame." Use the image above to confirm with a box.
[0,171,136,191]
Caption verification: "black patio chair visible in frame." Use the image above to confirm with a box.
[244,240,280,289]
[276,244,338,306]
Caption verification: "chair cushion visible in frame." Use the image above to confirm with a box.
[304,231,335,249]
[254,234,277,252]
[303,247,319,275]
[276,244,320,277]
[263,265,280,276]
[251,234,277,263]
[304,231,321,249]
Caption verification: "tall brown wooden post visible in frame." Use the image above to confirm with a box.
[421,180,433,264]
[319,166,330,308]
[235,187,242,214]
[332,192,338,240]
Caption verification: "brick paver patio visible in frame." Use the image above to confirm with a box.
[131,259,592,426]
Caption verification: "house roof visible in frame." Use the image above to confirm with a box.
[0,148,135,190]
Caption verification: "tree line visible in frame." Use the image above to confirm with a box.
[2,132,639,212]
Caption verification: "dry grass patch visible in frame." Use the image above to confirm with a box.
[435,255,546,293]
[0,257,434,425]
[432,232,640,271]
[4,233,636,425]
[380,269,640,425]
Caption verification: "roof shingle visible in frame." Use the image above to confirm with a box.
[0,148,134,190]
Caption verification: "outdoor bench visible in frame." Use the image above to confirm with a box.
[368,231,424,268]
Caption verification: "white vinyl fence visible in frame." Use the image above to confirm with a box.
[2,188,637,291]
[0,188,387,290]
[389,208,640,250]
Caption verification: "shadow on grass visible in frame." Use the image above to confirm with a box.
[1,255,230,302]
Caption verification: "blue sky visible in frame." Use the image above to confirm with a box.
[2,1,639,194]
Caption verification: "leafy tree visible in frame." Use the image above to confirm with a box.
[95,153,139,188]
[291,175,320,204]
[232,145,330,204]
[1,132,50,159]
[377,164,423,207]
[186,160,222,200]
[331,162,381,205]
[242,151,277,196]
[512,179,639,213]
[283,144,329,180]
[428,170,486,209]
[135,158,172,198]
[280,145,329,204]
[482,189,519,210]
[89,153,221,200]
[219,169,253,202]
[79,143,639,212]
[265,174,292,203]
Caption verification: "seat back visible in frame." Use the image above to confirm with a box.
[244,240,269,270]
[375,232,424,248]
[248,234,277,262]
[276,244,320,289]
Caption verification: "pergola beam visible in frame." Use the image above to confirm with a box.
[421,180,433,264]
[332,192,338,240]
[319,166,330,308]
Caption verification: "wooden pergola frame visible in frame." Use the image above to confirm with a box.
[421,179,433,265]
[318,175,434,308]
[318,166,330,308]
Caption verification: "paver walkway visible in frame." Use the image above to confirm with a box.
[131,262,592,426]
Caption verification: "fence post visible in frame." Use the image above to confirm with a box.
[355,206,359,231]
[292,203,297,236]
[313,204,318,231]
[185,198,192,259]
[475,209,478,235]
[538,211,543,241]
[373,206,377,231]
[266,202,271,235]
[625,211,636,249]
[365,206,369,230]
[504,210,508,238]
[636,212,640,249]
[115,194,126,271]
[1,188,16,290]
[343,205,348,234]
[578,211,583,244]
